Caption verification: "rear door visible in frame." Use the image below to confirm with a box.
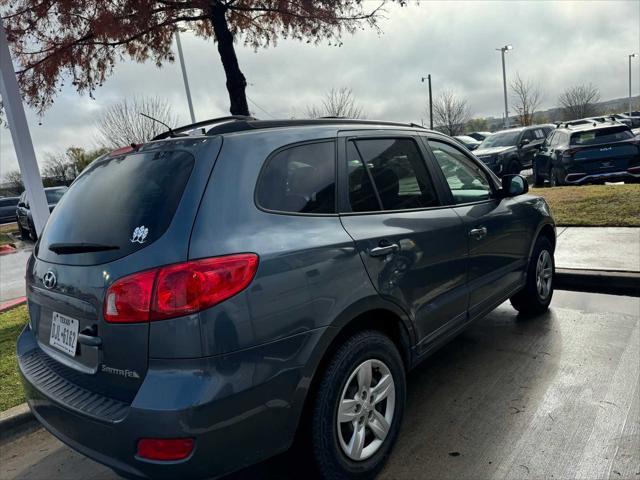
[28,138,221,402]
[338,132,469,351]
[424,137,530,319]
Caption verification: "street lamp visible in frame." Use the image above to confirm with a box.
[496,44,513,128]
[421,75,433,129]
[175,30,196,124]
[629,53,637,115]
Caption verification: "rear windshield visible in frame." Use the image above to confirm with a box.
[570,127,634,146]
[39,150,194,262]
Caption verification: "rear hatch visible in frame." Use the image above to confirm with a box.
[28,137,221,403]
[568,126,640,174]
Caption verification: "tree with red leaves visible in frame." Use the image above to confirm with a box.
[1,1,404,118]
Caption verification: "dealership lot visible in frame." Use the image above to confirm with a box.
[2,290,637,480]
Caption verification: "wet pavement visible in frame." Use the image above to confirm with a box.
[1,291,638,480]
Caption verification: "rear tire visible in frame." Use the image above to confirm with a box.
[549,167,563,187]
[511,236,554,316]
[311,331,406,480]
[19,222,29,240]
[532,162,544,187]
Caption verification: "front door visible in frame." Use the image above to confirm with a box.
[338,134,469,351]
[424,138,529,319]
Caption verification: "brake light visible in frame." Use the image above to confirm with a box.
[137,438,194,461]
[104,254,258,323]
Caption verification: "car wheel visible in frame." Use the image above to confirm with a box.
[19,222,30,240]
[532,163,544,187]
[508,160,521,175]
[549,167,563,187]
[510,236,554,316]
[28,222,37,242]
[311,330,406,480]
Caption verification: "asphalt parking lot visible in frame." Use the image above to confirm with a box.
[1,290,638,480]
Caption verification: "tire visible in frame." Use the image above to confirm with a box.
[507,159,521,175]
[28,222,37,242]
[311,330,406,480]
[532,162,544,187]
[510,236,554,316]
[19,222,29,240]
[549,167,563,187]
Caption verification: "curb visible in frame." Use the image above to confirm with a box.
[555,268,640,297]
[0,403,36,442]
[0,296,27,313]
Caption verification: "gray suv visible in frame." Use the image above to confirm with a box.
[18,118,556,480]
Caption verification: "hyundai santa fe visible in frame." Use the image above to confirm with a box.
[18,117,556,480]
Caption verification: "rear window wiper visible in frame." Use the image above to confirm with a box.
[48,243,120,254]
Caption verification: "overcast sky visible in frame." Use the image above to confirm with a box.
[1,0,639,175]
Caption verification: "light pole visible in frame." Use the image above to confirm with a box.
[496,44,512,128]
[629,53,637,115]
[421,75,433,129]
[175,30,196,124]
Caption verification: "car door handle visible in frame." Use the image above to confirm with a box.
[469,227,487,240]
[369,243,400,257]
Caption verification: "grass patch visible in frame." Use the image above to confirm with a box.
[530,184,640,227]
[0,223,18,246]
[0,305,27,411]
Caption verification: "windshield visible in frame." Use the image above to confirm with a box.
[38,149,194,264]
[478,131,520,148]
[45,188,67,203]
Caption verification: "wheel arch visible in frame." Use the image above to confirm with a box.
[529,221,556,261]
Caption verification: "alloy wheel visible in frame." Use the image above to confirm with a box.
[336,359,396,461]
[535,249,553,300]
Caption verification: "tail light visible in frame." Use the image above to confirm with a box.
[104,254,258,323]
[137,438,194,461]
[562,148,579,157]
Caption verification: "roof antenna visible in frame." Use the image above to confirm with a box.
[140,113,174,137]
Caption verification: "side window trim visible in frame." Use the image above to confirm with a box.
[254,138,338,216]
[351,141,384,211]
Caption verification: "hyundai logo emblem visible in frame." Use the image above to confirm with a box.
[43,270,57,289]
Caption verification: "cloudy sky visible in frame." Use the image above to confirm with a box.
[1,0,639,175]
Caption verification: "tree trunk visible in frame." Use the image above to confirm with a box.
[209,2,250,116]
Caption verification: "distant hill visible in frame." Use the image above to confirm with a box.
[475,95,640,132]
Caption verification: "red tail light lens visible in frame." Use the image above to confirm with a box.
[137,438,194,461]
[104,254,258,323]
[104,270,156,323]
[151,254,259,320]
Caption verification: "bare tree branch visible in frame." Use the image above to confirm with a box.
[95,96,179,148]
[511,72,543,126]
[431,90,471,136]
[558,84,601,120]
[305,87,365,119]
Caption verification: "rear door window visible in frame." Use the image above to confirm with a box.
[347,138,439,212]
[38,150,195,261]
[256,141,336,214]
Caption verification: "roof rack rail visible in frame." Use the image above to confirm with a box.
[152,115,257,140]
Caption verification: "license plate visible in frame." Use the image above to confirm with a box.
[49,312,79,357]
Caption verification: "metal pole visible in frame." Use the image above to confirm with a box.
[175,30,196,124]
[428,74,433,130]
[501,49,509,128]
[0,20,49,235]
[629,54,634,116]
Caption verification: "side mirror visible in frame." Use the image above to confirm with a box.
[17,202,26,208]
[500,174,529,197]
[520,138,531,147]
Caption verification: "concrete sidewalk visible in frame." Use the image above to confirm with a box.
[555,227,640,272]
[554,227,640,296]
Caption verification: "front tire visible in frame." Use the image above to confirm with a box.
[311,331,406,480]
[510,236,554,315]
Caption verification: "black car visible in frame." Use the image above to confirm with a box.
[453,135,481,151]
[473,125,555,176]
[533,123,640,186]
[16,186,68,240]
[0,196,20,224]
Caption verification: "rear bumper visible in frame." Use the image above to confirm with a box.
[563,169,640,185]
[18,323,327,479]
